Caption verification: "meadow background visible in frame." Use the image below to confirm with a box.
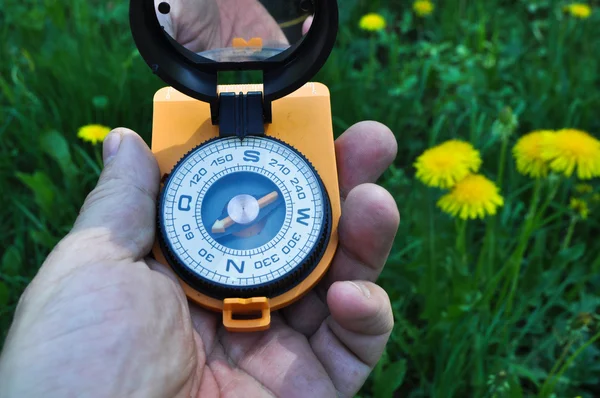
[2,0,600,396]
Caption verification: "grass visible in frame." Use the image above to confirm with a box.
[2,0,600,396]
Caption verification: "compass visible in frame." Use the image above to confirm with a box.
[159,136,331,299]
[130,0,340,332]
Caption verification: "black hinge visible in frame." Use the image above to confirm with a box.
[218,91,265,139]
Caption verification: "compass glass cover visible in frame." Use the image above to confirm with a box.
[154,0,315,62]
[160,137,328,291]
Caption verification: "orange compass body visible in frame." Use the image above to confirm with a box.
[151,83,340,331]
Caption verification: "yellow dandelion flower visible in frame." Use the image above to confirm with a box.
[564,3,592,19]
[414,140,482,189]
[437,174,504,220]
[570,197,589,219]
[512,130,555,179]
[359,13,386,31]
[575,183,594,194]
[77,124,111,145]
[541,128,600,180]
[413,0,435,17]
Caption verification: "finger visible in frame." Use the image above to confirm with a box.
[282,183,399,336]
[310,281,393,397]
[47,129,160,272]
[326,282,394,357]
[335,121,397,199]
[324,183,400,286]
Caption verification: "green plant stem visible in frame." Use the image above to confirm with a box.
[368,36,376,84]
[423,188,438,321]
[388,31,399,79]
[503,178,543,314]
[498,177,560,316]
[475,136,510,285]
[428,189,436,270]
[546,338,575,385]
[561,217,578,251]
[537,338,575,398]
[496,135,510,189]
[456,218,468,269]
[533,178,561,226]
[94,146,103,167]
[539,331,600,397]
[475,219,493,285]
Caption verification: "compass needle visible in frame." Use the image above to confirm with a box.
[258,191,279,207]
[211,216,235,234]
[211,191,280,234]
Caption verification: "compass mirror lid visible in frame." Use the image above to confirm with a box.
[156,0,313,63]
[129,0,338,108]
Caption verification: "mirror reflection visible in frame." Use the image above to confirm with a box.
[154,0,315,62]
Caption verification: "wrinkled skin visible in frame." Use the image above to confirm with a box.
[0,4,400,397]
[155,0,290,52]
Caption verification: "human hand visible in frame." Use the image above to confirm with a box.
[0,122,399,397]
[155,0,290,53]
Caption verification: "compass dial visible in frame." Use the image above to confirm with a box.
[159,136,331,299]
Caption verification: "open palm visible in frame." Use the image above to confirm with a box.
[0,123,399,398]
[0,5,399,397]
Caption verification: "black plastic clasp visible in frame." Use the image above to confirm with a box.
[218,92,265,139]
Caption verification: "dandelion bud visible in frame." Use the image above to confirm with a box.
[492,106,519,140]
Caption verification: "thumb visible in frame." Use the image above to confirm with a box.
[54,128,160,270]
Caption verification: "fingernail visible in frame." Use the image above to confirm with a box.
[348,281,371,298]
[103,131,122,165]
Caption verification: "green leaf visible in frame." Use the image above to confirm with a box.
[559,242,586,262]
[0,281,9,307]
[372,359,406,398]
[1,246,22,277]
[389,75,418,97]
[41,130,74,176]
[0,74,15,105]
[508,374,524,398]
[510,364,547,388]
[15,171,56,217]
